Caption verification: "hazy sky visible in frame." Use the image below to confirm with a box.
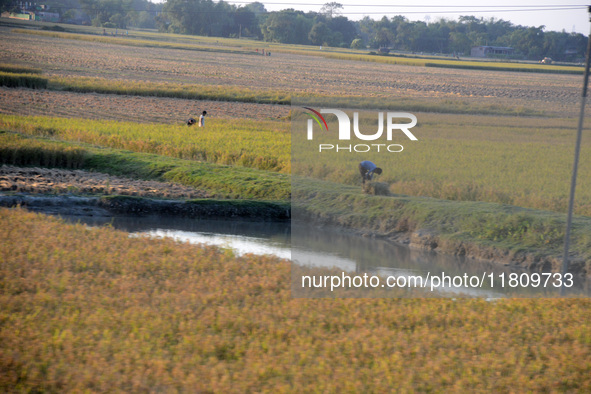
[219,0,590,35]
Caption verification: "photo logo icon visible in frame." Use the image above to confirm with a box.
[305,108,418,141]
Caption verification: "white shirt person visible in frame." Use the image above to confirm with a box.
[199,110,207,127]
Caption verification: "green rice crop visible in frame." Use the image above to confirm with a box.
[0,71,48,89]
[0,115,291,173]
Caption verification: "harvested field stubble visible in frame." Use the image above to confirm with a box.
[0,27,581,112]
[0,87,288,123]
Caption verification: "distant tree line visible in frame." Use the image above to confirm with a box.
[3,0,587,61]
[2,0,162,29]
[156,1,585,61]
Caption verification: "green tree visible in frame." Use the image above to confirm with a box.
[350,38,365,49]
[81,0,131,28]
[320,2,342,18]
[308,21,330,45]
[234,7,258,37]
[373,27,393,48]
[245,1,266,15]
[327,16,355,47]
[449,31,471,55]
[160,0,236,36]
[262,10,299,43]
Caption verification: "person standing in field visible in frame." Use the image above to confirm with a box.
[199,111,207,127]
[359,160,382,184]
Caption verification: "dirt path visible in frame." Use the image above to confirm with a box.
[0,165,210,199]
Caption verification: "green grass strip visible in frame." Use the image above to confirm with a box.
[0,132,290,200]
[43,77,539,116]
[0,71,48,89]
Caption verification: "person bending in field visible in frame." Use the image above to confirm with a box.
[187,117,197,126]
[359,160,382,185]
[199,110,207,127]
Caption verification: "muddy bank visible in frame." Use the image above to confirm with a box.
[299,222,590,278]
[0,165,210,199]
[0,194,290,220]
[403,230,589,278]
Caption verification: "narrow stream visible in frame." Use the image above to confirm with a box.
[58,214,589,298]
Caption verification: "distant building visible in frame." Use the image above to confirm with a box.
[32,11,60,22]
[1,3,60,22]
[2,11,32,20]
[471,46,514,58]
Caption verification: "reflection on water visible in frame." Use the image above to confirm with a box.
[141,229,292,259]
[61,214,292,259]
[57,214,589,298]
[291,223,590,298]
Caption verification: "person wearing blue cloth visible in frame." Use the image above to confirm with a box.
[359,160,382,184]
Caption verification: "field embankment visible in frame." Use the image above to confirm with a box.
[0,71,47,89]
[0,194,290,220]
[293,178,591,276]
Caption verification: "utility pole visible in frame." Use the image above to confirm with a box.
[560,6,591,295]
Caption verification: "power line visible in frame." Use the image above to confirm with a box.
[224,2,585,7]
[34,5,584,15]
[344,7,584,15]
